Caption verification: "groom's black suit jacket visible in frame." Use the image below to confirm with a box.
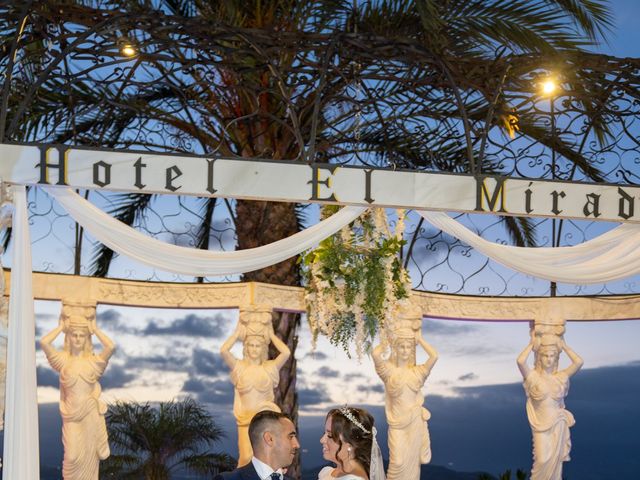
[213,462,294,480]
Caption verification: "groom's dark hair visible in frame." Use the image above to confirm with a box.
[249,410,292,448]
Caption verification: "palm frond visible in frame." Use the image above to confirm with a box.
[104,398,232,478]
[87,193,154,277]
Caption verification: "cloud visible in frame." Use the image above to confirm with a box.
[97,309,121,323]
[95,308,137,334]
[125,353,190,371]
[458,372,478,382]
[182,377,234,405]
[298,387,331,406]
[37,366,59,388]
[35,312,58,338]
[357,383,384,394]
[423,320,480,336]
[315,366,340,379]
[101,364,135,389]
[192,348,228,376]
[451,344,512,357]
[35,312,57,322]
[35,312,58,337]
[142,312,230,338]
[305,351,328,360]
[183,377,208,393]
[344,372,365,382]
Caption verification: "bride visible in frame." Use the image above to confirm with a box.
[318,406,385,480]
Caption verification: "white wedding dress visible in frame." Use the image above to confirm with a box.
[318,466,366,480]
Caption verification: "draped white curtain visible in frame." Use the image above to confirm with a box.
[3,186,39,480]
[418,210,640,284]
[45,187,640,283]
[46,187,367,276]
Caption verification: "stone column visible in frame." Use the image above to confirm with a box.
[3,185,39,480]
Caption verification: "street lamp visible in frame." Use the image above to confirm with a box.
[540,76,559,296]
[541,78,557,96]
[539,77,558,178]
[117,37,138,58]
[120,44,137,57]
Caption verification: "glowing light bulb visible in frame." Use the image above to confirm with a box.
[541,79,557,95]
[120,44,137,57]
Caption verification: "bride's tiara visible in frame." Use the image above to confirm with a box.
[339,405,370,434]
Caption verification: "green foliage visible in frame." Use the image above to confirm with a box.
[303,208,409,356]
[100,398,235,480]
[479,468,529,480]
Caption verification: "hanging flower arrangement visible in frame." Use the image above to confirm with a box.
[302,206,411,358]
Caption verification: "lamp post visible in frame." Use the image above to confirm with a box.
[541,77,558,296]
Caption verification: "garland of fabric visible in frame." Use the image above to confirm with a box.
[43,187,640,284]
[45,188,367,276]
[418,210,640,284]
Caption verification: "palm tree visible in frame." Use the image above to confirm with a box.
[101,398,235,479]
[0,1,626,476]
[482,468,528,480]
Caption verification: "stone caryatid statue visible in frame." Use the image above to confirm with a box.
[40,303,115,480]
[517,318,584,480]
[372,300,438,480]
[220,304,291,466]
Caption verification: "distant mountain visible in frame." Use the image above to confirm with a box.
[419,464,496,480]
[302,464,495,480]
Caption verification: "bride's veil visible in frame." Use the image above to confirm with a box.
[369,427,386,480]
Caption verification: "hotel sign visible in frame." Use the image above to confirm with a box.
[1,143,638,224]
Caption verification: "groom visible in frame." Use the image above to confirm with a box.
[214,410,300,480]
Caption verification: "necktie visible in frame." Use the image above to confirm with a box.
[270,474,281,480]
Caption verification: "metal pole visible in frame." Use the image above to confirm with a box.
[550,98,557,297]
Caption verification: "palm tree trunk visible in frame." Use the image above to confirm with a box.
[236,199,302,479]
[271,310,300,477]
[236,200,300,285]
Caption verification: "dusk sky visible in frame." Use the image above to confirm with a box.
[4,1,640,479]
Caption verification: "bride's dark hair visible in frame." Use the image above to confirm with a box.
[326,407,374,477]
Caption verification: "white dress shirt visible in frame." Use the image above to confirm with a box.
[251,456,283,480]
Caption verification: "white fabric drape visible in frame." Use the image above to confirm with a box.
[47,186,640,283]
[3,186,39,480]
[45,187,367,277]
[419,210,640,284]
